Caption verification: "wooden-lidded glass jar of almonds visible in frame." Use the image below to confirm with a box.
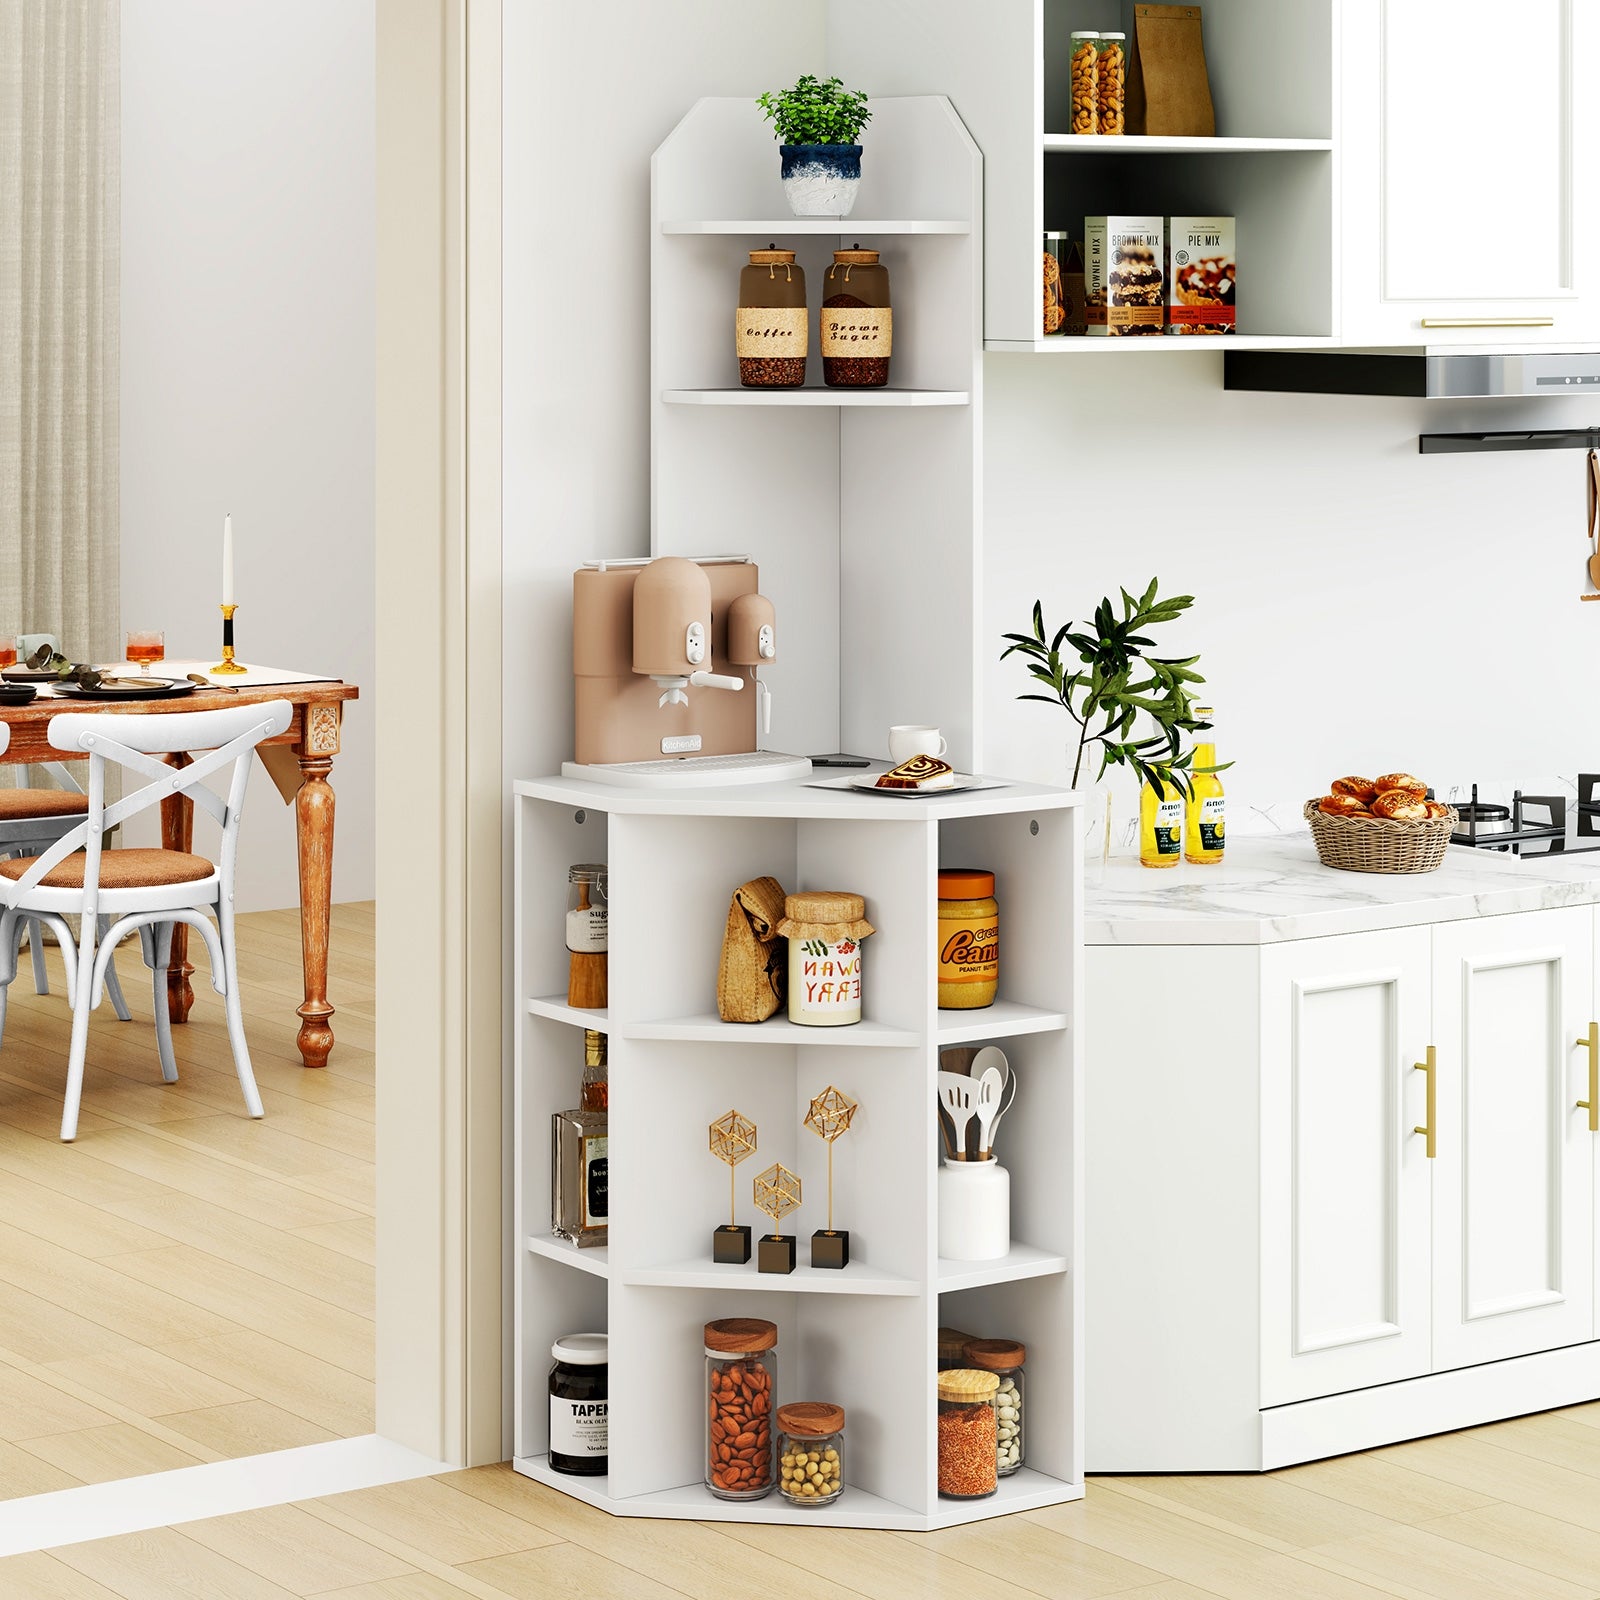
[777,1402,845,1507]
[937,1368,999,1500]
[705,1318,778,1500]
[737,247,808,388]
[822,247,891,387]
[777,891,875,1026]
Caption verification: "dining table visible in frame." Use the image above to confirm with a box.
[0,660,360,1068]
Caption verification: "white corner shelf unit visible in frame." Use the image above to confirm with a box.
[651,95,985,771]
[830,0,1338,351]
[511,773,1083,1529]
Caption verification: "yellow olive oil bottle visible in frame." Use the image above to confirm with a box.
[1139,769,1184,869]
[1185,707,1225,864]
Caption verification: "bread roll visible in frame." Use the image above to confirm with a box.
[1319,794,1372,818]
[1330,776,1378,803]
[1423,800,1452,820]
[1375,772,1427,799]
[1371,789,1429,821]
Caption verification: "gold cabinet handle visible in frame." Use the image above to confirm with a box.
[1419,316,1555,329]
[1577,1023,1599,1133]
[1413,1046,1437,1158]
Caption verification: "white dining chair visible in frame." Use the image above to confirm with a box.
[0,700,293,1141]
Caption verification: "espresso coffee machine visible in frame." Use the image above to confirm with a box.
[562,555,811,787]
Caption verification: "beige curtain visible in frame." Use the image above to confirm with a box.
[0,0,119,666]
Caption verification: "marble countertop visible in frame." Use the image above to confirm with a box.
[1085,834,1600,945]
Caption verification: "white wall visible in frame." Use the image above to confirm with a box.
[984,353,1600,825]
[502,0,825,788]
[120,0,375,910]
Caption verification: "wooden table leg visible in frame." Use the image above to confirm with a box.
[295,753,337,1068]
[161,753,196,1023]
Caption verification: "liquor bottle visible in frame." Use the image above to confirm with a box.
[552,1031,608,1248]
[1184,708,1225,865]
[1139,770,1184,869]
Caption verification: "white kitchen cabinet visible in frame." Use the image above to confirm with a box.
[1431,909,1594,1370]
[1340,0,1600,345]
[1259,928,1433,1408]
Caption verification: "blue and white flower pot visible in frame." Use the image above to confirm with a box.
[779,143,862,218]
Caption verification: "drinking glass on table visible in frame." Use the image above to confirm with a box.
[0,637,16,673]
[125,629,165,674]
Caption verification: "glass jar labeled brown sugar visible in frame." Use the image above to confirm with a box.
[738,247,808,388]
[822,247,891,388]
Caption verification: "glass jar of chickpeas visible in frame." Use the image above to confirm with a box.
[776,1402,845,1507]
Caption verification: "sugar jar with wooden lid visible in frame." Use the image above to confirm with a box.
[777,1401,845,1506]
[705,1317,778,1500]
[777,891,875,1026]
[737,246,808,388]
[821,246,891,388]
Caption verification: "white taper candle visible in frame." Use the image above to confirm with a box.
[223,513,235,605]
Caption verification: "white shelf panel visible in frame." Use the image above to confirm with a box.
[937,1000,1068,1044]
[526,1235,609,1279]
[988,335,1340,354]
[629,1013,920,1048]
[663,387,969,408]
[515,1455,926,1527]
[1042,133,1334,154]
[526,994,608,1029]
[927,1466,1085,1528]
[662,218,970,235]
[624,1257,919,1296]
[937,1242,1070,1293]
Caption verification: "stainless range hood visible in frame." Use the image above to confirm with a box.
[1224,350,1600,399]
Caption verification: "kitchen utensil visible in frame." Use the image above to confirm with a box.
[988,1070,1018,1151]
[973,1066,1004,1158]
[186,673,240,693]
[971,1046,1016,1156]
[938,1072,979,1162]
[1586,450,1600,597]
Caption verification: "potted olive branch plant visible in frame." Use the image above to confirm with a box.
[1000,578,1227,800]
[757,75,872,218]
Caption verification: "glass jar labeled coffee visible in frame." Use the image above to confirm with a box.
[738,247,808,388]
[822,247,891,388]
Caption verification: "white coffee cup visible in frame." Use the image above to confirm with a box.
[888,725,948,764]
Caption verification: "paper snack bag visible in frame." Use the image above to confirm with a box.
[1127,5,1216,138]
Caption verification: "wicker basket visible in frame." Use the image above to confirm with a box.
[1303,799,1458,875]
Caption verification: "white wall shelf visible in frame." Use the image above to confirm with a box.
[661,387,970,407]
[989,335,1341,355]
[1042,134,1334,153]
[526,994,608,1029]
[662,219,970,235]
[512,774,1083,1529]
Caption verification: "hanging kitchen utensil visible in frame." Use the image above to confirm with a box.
[1585,449,1600,599]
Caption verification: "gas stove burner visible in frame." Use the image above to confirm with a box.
[1448,783,1600,856]
[1452,800,1511,827]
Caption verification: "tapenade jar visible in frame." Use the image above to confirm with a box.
[705,1317,777,1500]
[937,868,999,1009]
[547,1333,607,1476]
[822,247,891,387]
[777,1402,845,1506]
[937,1367,999,1499]
[737,247,808,388]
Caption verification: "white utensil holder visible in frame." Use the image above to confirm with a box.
[937,1157,1010,1261]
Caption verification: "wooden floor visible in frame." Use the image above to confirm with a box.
[0,902,375,1499]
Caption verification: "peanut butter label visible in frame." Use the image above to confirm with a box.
[736,306,808,359]
[939,919,999,984]
[821,306,891,357]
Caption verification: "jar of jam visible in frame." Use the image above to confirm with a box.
[548,1333,607,1475]
[777,891,874,1026]
[822,247,891,387]
[738,247,808,387]
[937,868,998,1009]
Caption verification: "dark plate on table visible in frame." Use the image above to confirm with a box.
[1,667,63,683]
[50,678,196,702]
[0,683,38,705]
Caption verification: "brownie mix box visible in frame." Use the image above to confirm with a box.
[1166,215,1236,335]
[1085,216,1165,336]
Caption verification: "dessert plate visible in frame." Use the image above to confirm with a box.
[51,678,197,702]
[842,772,999,797]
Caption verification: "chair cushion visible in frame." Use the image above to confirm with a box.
[0,789,89,820]
[0,848,215,890]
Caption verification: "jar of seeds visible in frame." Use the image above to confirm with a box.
[776,1402,845,1507]
[964,1338,1025,1475]
[936,1368,998,1499]
[738,247,808,387]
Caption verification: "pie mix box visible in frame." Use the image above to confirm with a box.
[1166,215,1236,335]
[1085,216,1165,336]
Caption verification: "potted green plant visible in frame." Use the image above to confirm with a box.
[757,75,872,218]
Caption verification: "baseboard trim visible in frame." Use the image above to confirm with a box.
[1260,1341,1600,1469]
[0,1434,450,1558]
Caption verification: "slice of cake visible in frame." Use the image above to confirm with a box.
[876,754,956,791]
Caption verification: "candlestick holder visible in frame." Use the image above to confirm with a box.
[805,1085,857,1269]
[709,1109,757,1265]
[212,604,247,676]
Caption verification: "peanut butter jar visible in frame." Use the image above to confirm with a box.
[937,868,998,1010]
